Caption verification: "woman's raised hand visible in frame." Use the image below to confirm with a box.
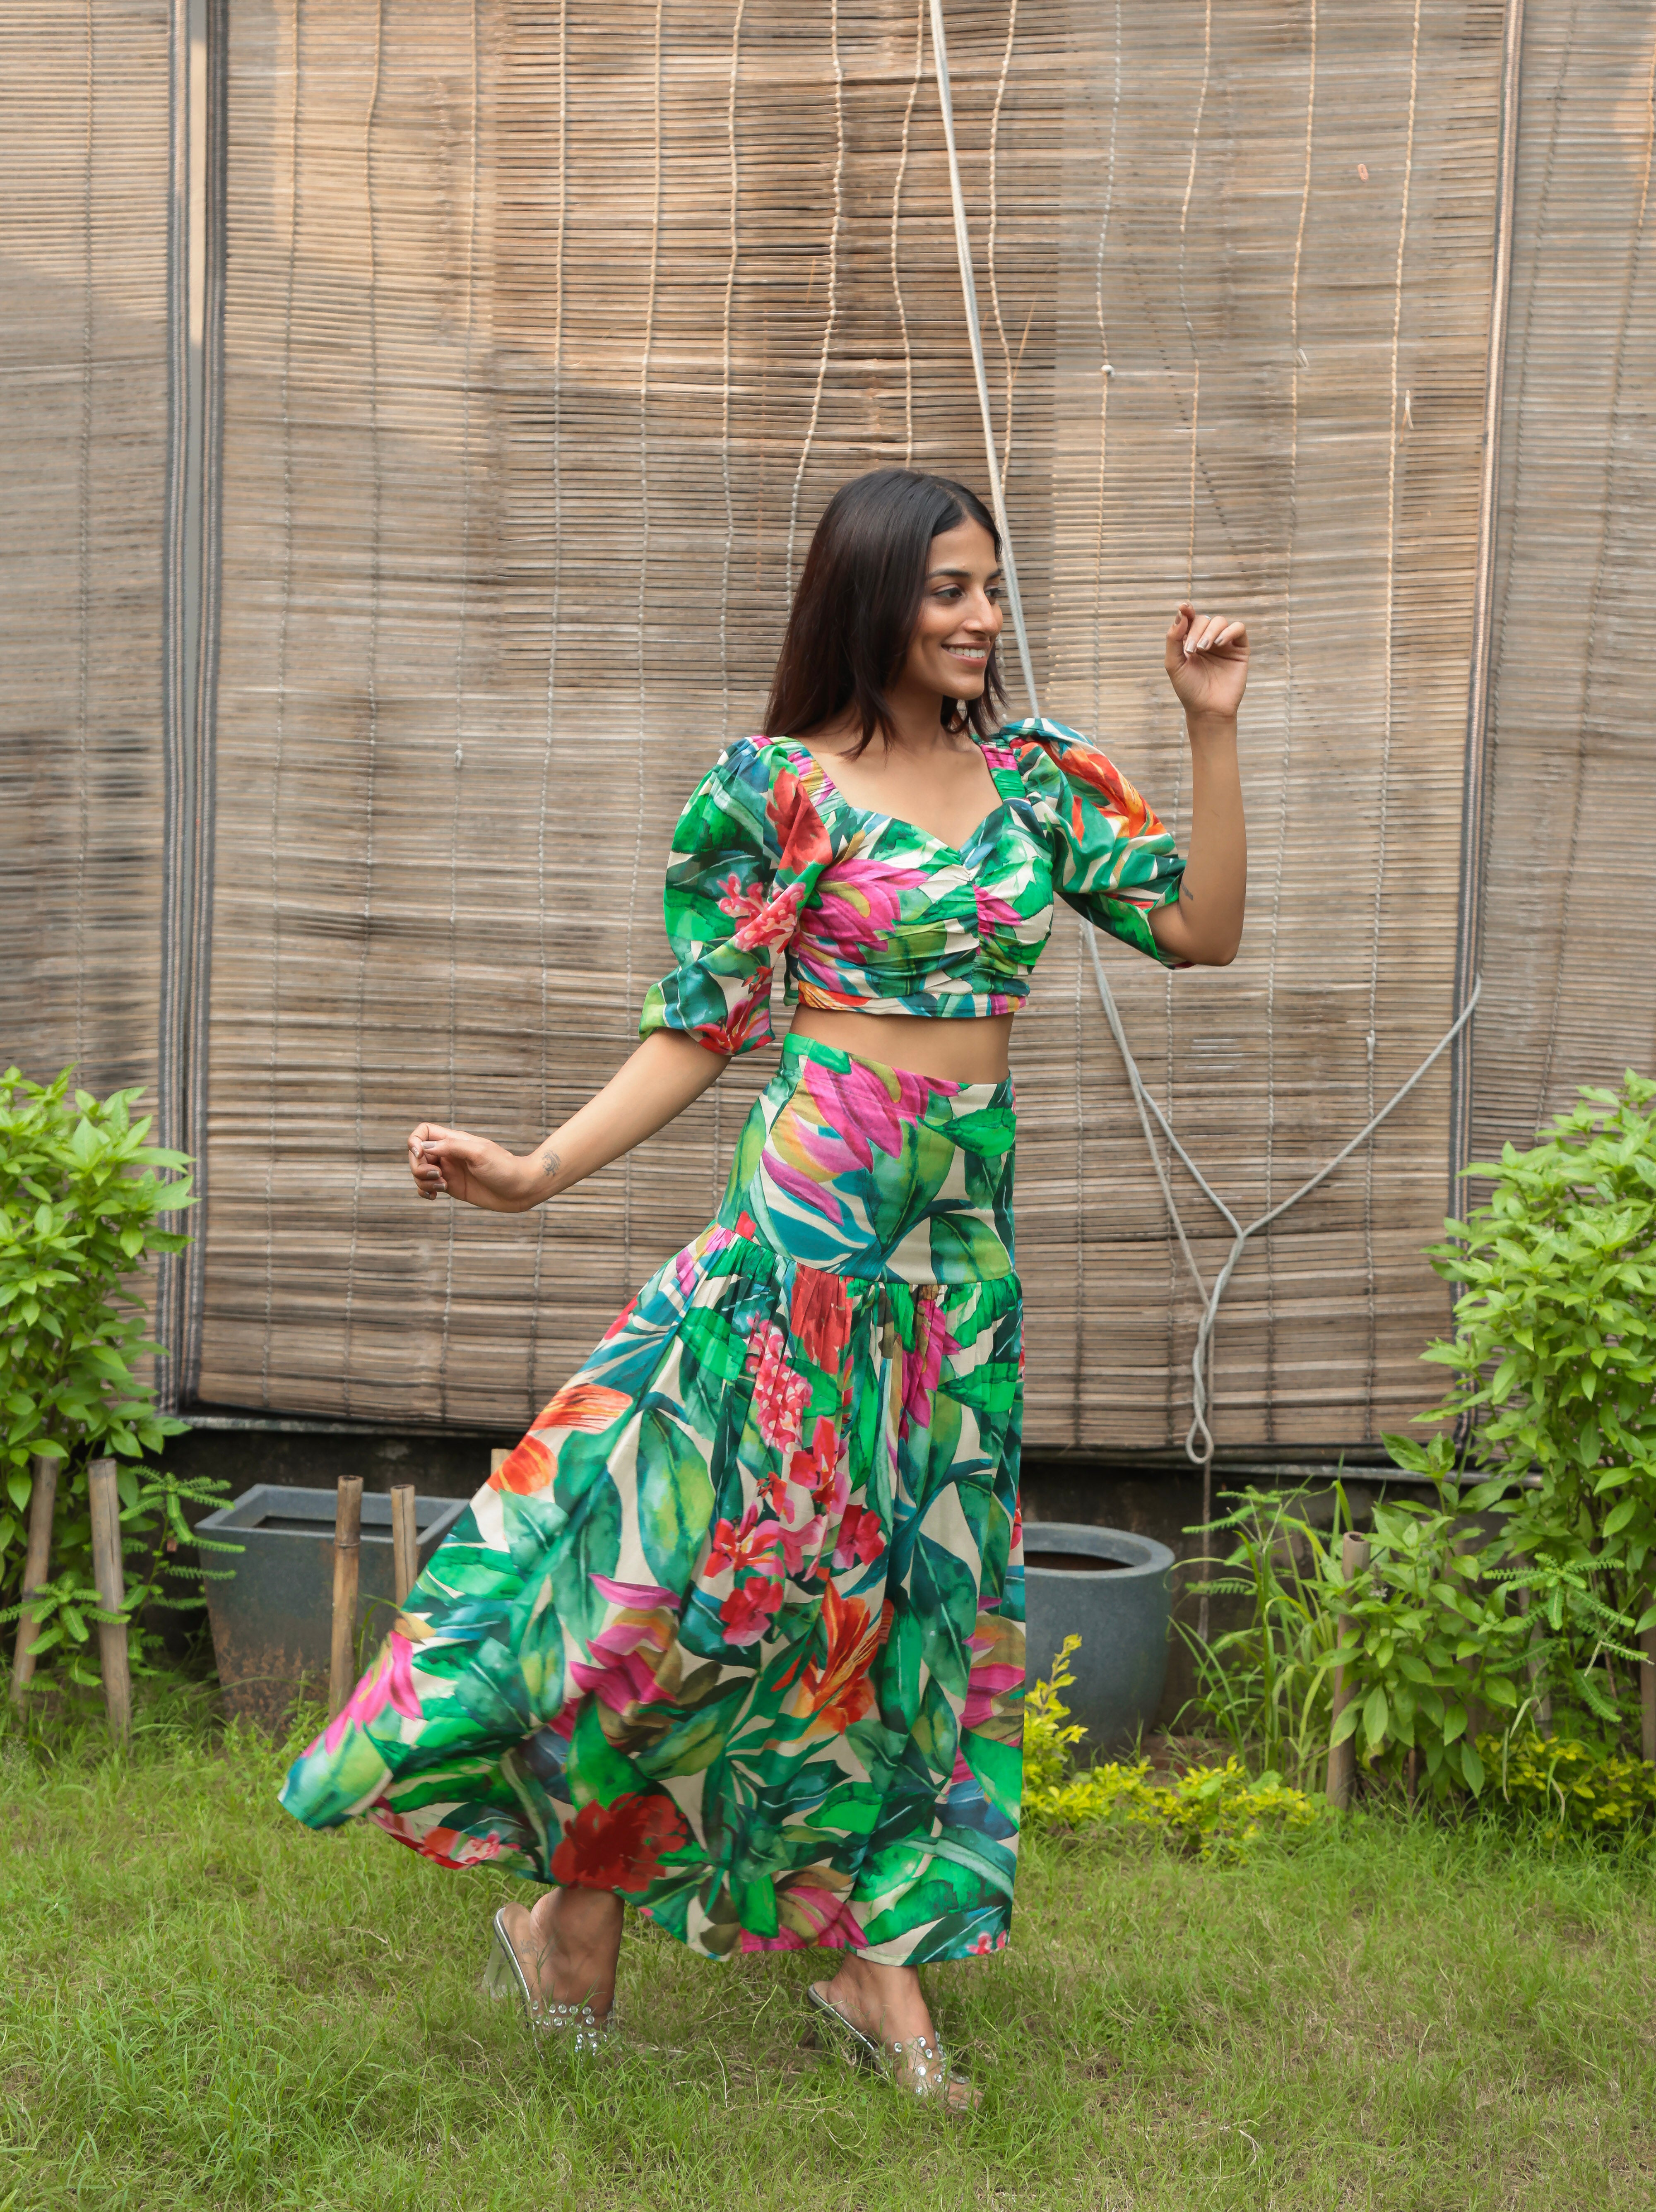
[407,1122,531,1212]
[1165,601,1248,722]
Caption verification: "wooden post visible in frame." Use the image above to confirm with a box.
[10,1452,60,1704]
[490,1447,509,1477]
[1641,1598,1656,1766]
[1518,1586,1552,1735]
[329,1476,363,1719]
[86,1456,132,1745]
[1324,1533,1371,1810]
[390,1483,419,1607]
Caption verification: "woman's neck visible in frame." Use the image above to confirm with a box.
[806,684,968,758]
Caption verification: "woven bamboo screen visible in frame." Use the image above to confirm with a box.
[199,0,1512,1447]
[0,2,171,1105]
[1472,4,1656,1168]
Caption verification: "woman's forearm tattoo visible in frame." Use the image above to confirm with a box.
[539,1147,561,1182]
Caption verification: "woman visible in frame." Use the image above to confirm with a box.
[280,467,1247,2106]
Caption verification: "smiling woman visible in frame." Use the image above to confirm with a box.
[279,465,1248,2113]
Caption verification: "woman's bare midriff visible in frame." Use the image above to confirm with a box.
[787,1005,1013,1085]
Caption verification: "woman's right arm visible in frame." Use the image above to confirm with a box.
[407,1031,729,1212]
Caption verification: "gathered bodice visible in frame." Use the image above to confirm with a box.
[639,718,1185,1058]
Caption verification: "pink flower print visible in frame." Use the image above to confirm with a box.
[592,1574,678,1607]
[901,1297,960,1435]
[974,885,1021,933]
[395,1819,504,1868]
[568,1601,678,1712]
[780,1511,826,1578]
[323,1632,421,1754]
[833,1502,886,1572]
[797,1056,934,1172]
[960,1658,1024,1731]
[732,879,806,952]
[734,1882,867,1953]
[805,852,929,951]
[707,1502,784,1581]
[744,1320,811,1452]
[965,1931,1004,1957]
[720,1573,785,1647]
[715,871,764,924]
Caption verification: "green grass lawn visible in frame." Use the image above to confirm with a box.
[4,1686,1655,2212]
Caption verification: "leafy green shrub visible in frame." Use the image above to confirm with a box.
[1480,1730,1656,1836]
[1179,1486,1348,1790]
[1024,1635,1320,1858]
[1389,1069,1656,1728]
[1185,1480,1593,1802]
[1324,1482,1540,1799]
[0,1067,232,1689]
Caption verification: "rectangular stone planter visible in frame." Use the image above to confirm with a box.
[197,1483,467,1728]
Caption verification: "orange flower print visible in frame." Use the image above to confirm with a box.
[534,1379,633,1435]
[490,1435,554,1495]
[766,764,834,872]
[786,1584,889,1734]
[788,1267,852,1378]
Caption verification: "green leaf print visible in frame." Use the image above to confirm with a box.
[675,1304,750,1440]
[929,1207,1015,1280]
[549,1474,622,1652]
[962,1729,1022,1820]
[635,1406,715,1590]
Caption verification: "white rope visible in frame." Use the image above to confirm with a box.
[926,0,1483,1477]
[927,0,1038,717]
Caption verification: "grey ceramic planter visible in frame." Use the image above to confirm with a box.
[1023,1520,1175,1757]
[197,1483,466,1727]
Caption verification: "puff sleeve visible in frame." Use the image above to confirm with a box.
[638,737,832,1056]
[1008,717,1187,968]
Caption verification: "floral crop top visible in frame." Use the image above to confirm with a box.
[638,717,1186,1057]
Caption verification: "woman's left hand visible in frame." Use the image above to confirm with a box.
[1165,601,1248,721]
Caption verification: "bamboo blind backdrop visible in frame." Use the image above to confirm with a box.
[1472,6,1656,1166]
[4,1,1653,1455]
[0,2,171,1111]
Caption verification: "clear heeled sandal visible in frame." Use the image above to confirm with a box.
[484,1907,616,2054]
[806,1982,978,2111]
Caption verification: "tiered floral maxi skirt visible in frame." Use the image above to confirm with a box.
[280,1034,1026,1965]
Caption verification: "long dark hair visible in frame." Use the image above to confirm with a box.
[762,468,1006,755]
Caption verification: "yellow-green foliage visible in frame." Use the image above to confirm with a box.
[1024,1635,1320,1859]
[1480,1731,1656,1834]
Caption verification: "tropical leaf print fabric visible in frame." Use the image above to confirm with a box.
[638,717,1185,1056]
[280,1036,1025,1965]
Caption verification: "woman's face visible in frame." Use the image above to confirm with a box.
[900,517,1004,704]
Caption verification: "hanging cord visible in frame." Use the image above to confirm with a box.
[925,3,1484,1597]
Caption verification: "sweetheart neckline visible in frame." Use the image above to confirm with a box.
[776,737,1022,863]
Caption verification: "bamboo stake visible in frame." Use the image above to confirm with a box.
[490,1448,509,1477]
[86,1456,132,1745]
[1517,1587,1552,1734]
[10,1452,59,1704]
[1641,1600,1655,1767]
[1325,1534,1372,1811]
[329,1476,363,1719]
[390,1483,418,1606]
